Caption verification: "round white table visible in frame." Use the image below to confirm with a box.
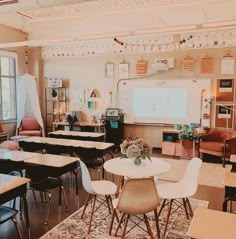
[104,157,170,178]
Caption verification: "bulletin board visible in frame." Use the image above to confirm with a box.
[215,104,234,129]
[216,79,235,102]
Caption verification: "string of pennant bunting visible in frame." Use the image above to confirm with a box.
[42,29,236,59]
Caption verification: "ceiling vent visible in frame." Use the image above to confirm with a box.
[0,0,18,6]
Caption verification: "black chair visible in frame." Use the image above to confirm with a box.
[0,158,24,238]
[0,206,23,239]
[25,163,68,224]
[74,147,104,179]
[44,143,60,155]
[0,158,23,176]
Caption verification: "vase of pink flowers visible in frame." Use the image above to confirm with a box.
[120,137,152,166]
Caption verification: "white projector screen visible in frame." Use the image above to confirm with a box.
[132,88,187,123]
[118,79,211,125]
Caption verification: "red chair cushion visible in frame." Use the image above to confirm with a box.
[21,118,40,130]
[19,130,41,137]
[200,141,227,152]
[0,122,3,133]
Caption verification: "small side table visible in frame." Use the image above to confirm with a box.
[223,171,236,212]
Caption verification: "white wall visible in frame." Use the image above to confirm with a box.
[42,46,236,147]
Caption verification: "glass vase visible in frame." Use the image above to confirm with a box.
[133,157,142,166]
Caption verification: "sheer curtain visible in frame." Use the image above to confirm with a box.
[16,73,45,136]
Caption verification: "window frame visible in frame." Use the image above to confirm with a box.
[0,50,18,122]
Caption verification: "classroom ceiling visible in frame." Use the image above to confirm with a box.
[0,0,235,45]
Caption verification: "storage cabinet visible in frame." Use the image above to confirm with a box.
[104,114,124,149]
[45,87,68,134]
[162,129,198,158]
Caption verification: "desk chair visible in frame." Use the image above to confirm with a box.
[156,157,202,238]
[80,160,117,234]
[75,146,104,179]
[110,177,160,239]
[25,163,68,224]
[0,206,23,239]
[0,158,22,176]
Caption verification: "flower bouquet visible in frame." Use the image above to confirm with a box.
[120,137,152,166]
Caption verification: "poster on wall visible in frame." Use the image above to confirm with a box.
[181,56,194,75]
[119,61,129,79]
[216,79,235,102]
[221,56,235,75]
[200,57,214,75]
[105,62,114,78]
[46,77,63,88]
[215,104,234,129]
[136,60,147,76]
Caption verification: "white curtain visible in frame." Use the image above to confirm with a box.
[16,73,45,136]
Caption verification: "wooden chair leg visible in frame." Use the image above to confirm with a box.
[154,208,160,239]
[163,199,173,238]
[105,195,112,214]
[115,213,125,236]
[144,214,154,239]
[121,214,129,239]
[183,198,189,219]
[186,198,193,217]
[81,194,91,219]
[88,195,97,234]
[158,199,166,217]
[109,209,116,235]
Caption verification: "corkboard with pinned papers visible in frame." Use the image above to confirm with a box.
[216,79,235,102]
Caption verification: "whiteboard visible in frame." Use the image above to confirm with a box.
[117,79,211,125]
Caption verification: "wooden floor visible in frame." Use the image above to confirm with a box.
[1,150,225,239]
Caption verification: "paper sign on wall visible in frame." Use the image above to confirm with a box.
[105,63,114,78]
[182,56,194,75]
[221,56,235,75]
[136,60,147,76]
[119,61,129,79]
[200,57,214,75]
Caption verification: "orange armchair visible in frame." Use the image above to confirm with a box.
[199,128,236,167]
[18,118,42,137]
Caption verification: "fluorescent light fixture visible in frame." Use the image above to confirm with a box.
[134,25,197,35]
[0,37,74,48]
[203,20,236,28]
[78,32,130,40]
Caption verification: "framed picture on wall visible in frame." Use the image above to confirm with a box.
[216,79,235,102]
[215,104,234,129]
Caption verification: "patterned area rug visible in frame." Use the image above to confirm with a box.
[40,197,209,239]
[158,158,231,188]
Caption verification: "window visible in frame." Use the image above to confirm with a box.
[0,50,17,121]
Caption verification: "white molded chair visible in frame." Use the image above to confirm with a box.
[79,160,117,234]
[156,157,202,238]
[109,177,161,239]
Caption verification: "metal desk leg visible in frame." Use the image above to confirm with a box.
[22,194,31,239]
[72,169,79,209]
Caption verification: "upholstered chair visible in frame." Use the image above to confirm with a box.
[199,128,236,167]
[18,118,42,137]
